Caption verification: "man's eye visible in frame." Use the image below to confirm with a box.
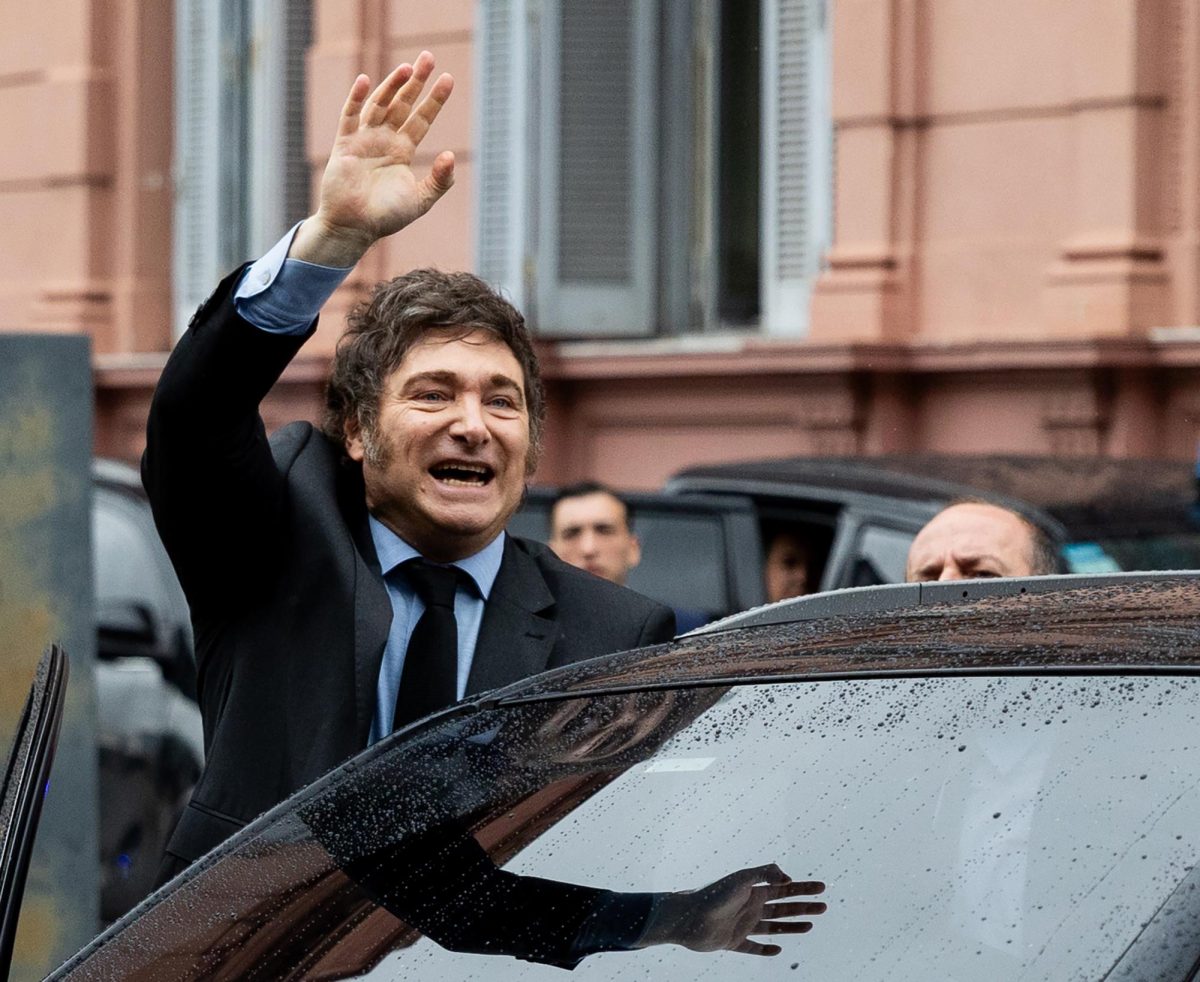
[489,396,516,410]
[416,391,448,402]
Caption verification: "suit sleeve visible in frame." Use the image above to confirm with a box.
[339,822,656,970]
[142,265,316,610]
[637,603,677,646]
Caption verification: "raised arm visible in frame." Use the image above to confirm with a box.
[143,54,456,611]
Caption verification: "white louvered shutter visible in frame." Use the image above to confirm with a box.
[535,0,659,336]
[175,1,312,336]
[279,1,314,236]
[173,0,224,334]
[246,0,313,256]
[761,0,832,336]
[476,0,532,309]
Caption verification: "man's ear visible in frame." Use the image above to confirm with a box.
[344,416,365,463]
[628,533,642,570]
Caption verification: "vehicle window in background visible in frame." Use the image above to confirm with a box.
[510,503,730,616]
[623,513,726,615]
[1068,534,1200,574]
[848,523,915,586]
[57,670,1200,981]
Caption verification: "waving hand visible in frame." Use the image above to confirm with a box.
[292,51,455,267]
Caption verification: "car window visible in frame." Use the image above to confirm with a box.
[56,668,1200,981]
[623,512,727,613]
[1069,534,1200,574]
[848,523,915,586]
[511,500,735,616]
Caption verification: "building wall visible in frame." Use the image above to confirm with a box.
[0,0,173,351]
[9,0,1200,487]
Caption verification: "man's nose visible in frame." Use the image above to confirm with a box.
[578,530,600,556]
[936,559,964,581]
[449,396,490,444]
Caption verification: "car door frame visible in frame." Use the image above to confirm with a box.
[0,644,69,980]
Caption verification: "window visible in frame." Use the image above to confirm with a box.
[172,0,313,335]
[476,0,832,338]
[850,523,918,586]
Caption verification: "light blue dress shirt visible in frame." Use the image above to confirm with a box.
[366,518,505,742]
[233,223,505,744]
[233,221,352,332]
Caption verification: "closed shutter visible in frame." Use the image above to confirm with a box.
[535,0,658,336]
[245,0,312,256]
[279,0,314,236]
[475,0,531,308]
[172,0,224,334]
[174,0,312,336]
[760,0,832,336]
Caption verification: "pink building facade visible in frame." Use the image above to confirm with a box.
[2,0,1199,489]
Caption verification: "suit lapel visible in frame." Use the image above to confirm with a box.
[467,538,560,695]
[335,458,391,747]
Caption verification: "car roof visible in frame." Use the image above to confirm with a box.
[91,457,144,496]
[669,454,1197,535]
[480,572,1200,704]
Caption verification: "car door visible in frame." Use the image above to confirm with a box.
[0,645,69,980]
[821,503,938,589]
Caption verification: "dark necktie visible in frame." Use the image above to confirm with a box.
[393,560,462,730]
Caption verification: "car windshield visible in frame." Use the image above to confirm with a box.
[54,661,1200,980]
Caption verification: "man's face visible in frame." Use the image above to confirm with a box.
[347,328,532,562]
[905,502,1037,582]
[548,492,641,585]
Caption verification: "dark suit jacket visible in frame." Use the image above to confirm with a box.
[144,267,675,876]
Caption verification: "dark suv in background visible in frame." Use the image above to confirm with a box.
[513,455,1200,624]
[92,460,200,922]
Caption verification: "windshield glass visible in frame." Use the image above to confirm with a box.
[56,669,1200,981]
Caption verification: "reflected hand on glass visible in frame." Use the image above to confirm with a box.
[641,863,826,956]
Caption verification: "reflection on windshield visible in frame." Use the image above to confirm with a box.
[53,673,1200,981]
[301,688,825,970]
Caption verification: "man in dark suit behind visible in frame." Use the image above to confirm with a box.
[145,52,674,882]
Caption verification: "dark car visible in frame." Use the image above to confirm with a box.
[92,460,202,922]
[10,571,1200,980]
[666,454,1200,589]
[514,456,1200,625]
[508,490,766,626]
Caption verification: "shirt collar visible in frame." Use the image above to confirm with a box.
[367,515,505,600]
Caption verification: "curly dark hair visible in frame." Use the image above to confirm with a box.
[323,269,546,472]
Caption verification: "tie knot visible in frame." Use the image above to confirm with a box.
[401,559,461,608]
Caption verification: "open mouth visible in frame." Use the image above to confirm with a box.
[430,462,495,487]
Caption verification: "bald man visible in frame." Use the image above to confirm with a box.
[905,500,1061,582]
